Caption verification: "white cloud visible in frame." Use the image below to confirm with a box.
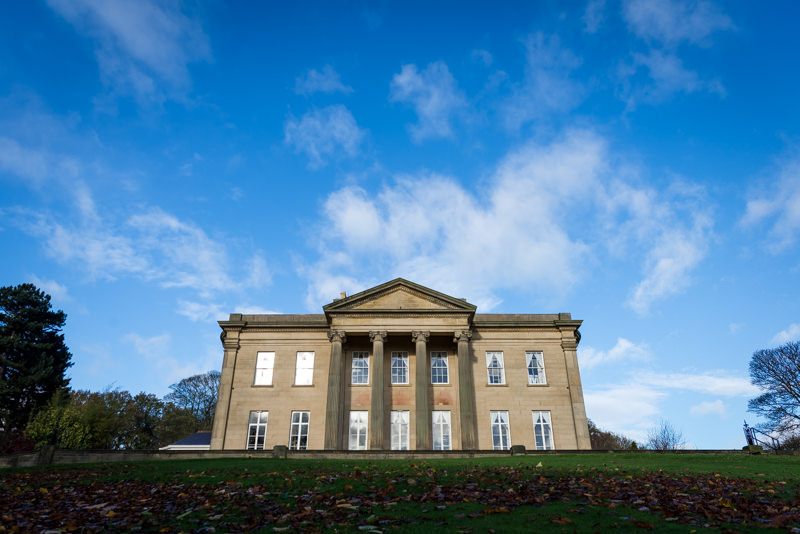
[303,129,711,311]
[584,384,665,443]
[389,61,467,142]
[580,338,650,370]
[295,65,353,96]
[729,322,744,334]
[741,156,800,252]
[502,33,583,130]
[622,0,734,46]
[619,50,725,109]
[583,0,605,34]
[772,323,800,345]
[690,399,726,417]
[471,49,493,66]
[125,332,211,390]
[284,105,366,168]
[639,371,759,397]
[176,300,227,323]
[234,305,281,315]
[47,0,211,105]
[28,275,71,302]
[0,137,49,182]
[627,211,712,314]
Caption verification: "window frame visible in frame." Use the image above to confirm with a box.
[430,351,449,384]
[351,351,370,385]
[432,410,452,451]
[526,351,547,385]
[254,352,275,386]
[294,351,315,386]
[490,410,511,450]
[391,351,409,385]
[486,351,506,385]
[532,410,555,450]
[289,410,310,450]
[246,411,269,450]
[390,410,410,450]
[348,410,369,450]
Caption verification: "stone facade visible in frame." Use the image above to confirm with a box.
[210,279,591,451]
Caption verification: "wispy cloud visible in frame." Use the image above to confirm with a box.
[772,323,800,345]
[741,155,800,252]
[502,33,583,130]
[284,105,366,168]
[583,0,606,34]
[47,0,211,106]
[690,399,726,417]
[28,275,71,303]
[302,129,711,312]
[389,61,467,142]
[295,65,353,96]
[638,371,758,397]
[622,0,734,46]
[580,338,650,370]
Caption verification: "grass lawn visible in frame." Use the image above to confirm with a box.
[1,453,799,532]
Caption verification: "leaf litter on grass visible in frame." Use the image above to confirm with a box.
[0,460,799,532]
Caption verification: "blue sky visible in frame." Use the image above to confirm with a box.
[1,0,799,448]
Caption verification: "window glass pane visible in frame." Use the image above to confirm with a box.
[349,411,368,450]
[391,352,409,384]
[432,411,451,450]
[289,411,310,450]
[532,411,554,450]
[486,351,505,384]
[490,410,511,450]
[431,352,449,384]
[351,352,369,385]
[526,351,546,385]
[295,352,315,385]
[247,411,268,450]
[255,352,275,385]
[391,410,409,450]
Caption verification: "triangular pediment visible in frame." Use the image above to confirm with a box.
[323,279,476,314]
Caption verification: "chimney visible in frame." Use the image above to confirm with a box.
[340,291,347,299]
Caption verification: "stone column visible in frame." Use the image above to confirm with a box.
[210,327,241,450]
[369,331,387,450]
[413,331,431,449]
[560,325,591,450]
[324,330,347,450]
[455,330,477,450]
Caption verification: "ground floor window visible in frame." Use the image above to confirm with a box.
[246,411,268,450]
[289,411,310,450]
[349,411,368,450]
[391,410,409,450]
[432,410,451,450]
[490,410,511,450]
[532,411,554,450]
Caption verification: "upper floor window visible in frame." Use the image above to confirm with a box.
[431,352,449,384]
[254,352,275,386]
[490,410,511,450]
[526,351,546,385]
[486,351,505,384]
[532,411,554,450]
[351,352,369,385]
[294,351,315,385]
[246,411,268,450]
[391,352,409,384]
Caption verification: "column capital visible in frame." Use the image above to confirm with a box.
[369,330,388,343]
[411,331,430,342]
[328,330,347,344]
[453,330,472,343]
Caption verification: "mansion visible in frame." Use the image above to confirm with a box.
[210,279,591,451]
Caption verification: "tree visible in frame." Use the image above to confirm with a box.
[118,393,165,450]
[748,341,800,435]
[588,419,638,450]
[164,370,220,431]
[0,283,72,439]
[646,418,685,450]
